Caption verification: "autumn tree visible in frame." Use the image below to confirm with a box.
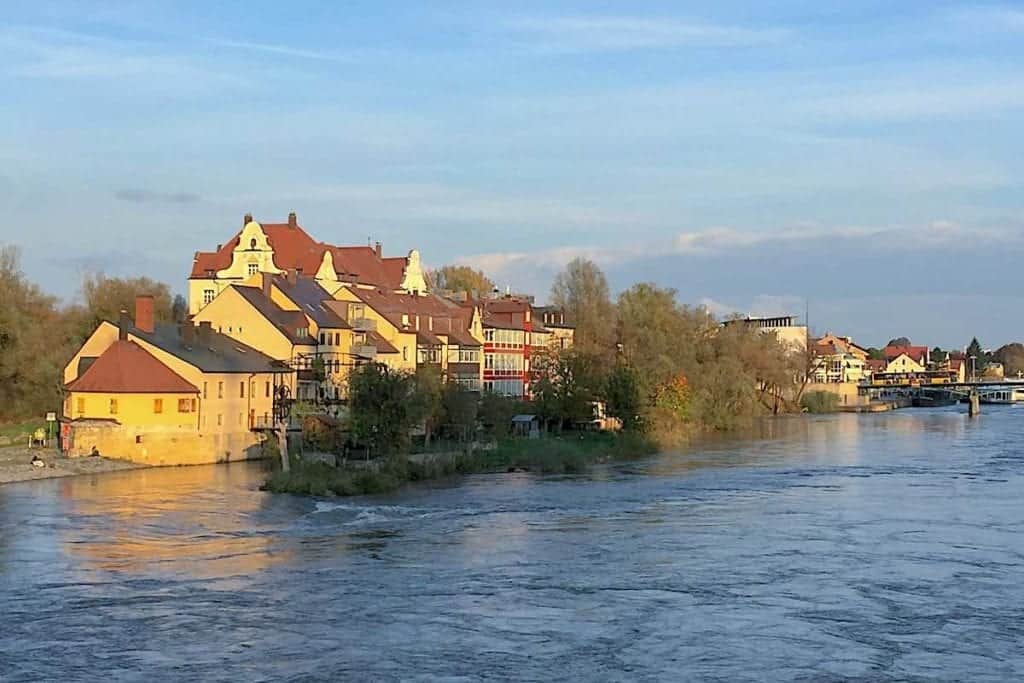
[429,265,495,296]
[550,257,616,353]
[78,273,175,339]
[347,363,417,456]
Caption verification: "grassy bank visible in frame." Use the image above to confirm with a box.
[262,431,658,497]
[0,420,48,447]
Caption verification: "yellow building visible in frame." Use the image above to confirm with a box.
[62,296,291,465]
[187,212,429,315]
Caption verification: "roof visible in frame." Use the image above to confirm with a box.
[865,359,887,371]
[190,219,405,289]
[269,275,349,329]
[345,287,481,345]
[511,414,538,422]
[233,286,313,344]
[127,323,292,374]
[883,345,928,362]
[366,330,400,354]
[66,341,199,394]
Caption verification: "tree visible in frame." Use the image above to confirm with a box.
[887,337,912,347]
[79,273,175,339]
[172,294,188,323]
[440,382,478,442]
[347,364,417,457]
[604,361,642,430]
[966,337,988,375]
[0,245,72,419]
[429,265,495,296]
[550,257,616,353]
[866,347,886,361]
[993,343,1024,378]
[410,365,444,447]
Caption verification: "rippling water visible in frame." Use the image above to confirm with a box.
[3,409,1024,681]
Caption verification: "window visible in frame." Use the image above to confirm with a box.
[218,382,224,399]
[217,414,223,426]
[240,381,245,398]
[203,382,208,399]
[265,381,271,398]
[203,289,215,305]
[153,398,163,414]
[250,238,257,249]
[109,398,118,415]
[403,346,408,362]
[334,333,341,346]
[248,263,259,276]
[178,398,193,413]
[76,397,85,414]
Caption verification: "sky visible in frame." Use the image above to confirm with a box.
[1,1,1023,348]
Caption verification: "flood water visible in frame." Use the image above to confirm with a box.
[3,409,1024,681]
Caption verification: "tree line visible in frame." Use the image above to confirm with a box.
[0,245,184,421]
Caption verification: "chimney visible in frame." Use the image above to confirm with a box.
[375,241,382,258]
[197,321,213,345]
[118,309,131,341]
[216,244,223,252]
[262,272,273,298]
[287,268,298,285]
[135,295,155,334]
[288,212,297,229]
[244,213,253,226]
[180,322,196,346]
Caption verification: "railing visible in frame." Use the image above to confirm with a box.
[350,317,377,332]
[353,344,378,359]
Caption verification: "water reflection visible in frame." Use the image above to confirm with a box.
[3,409,1024,681]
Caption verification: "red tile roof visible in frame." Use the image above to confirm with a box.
[66,341,199,394]
[190,219,405,289]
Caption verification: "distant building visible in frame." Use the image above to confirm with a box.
[809,340,868,384]
[722,315,808,350]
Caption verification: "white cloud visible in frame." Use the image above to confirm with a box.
[506,16,789,53]
[203,37,364,64]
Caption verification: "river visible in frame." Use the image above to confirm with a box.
[2,409,1024,681]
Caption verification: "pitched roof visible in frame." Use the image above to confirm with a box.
[884,345,928,362]
[127,323,291,374]
[866,359,887,371]
[66,341,199,394]
[190,219,405,290]
[366,330,400,354]
[233,286,312,344]
[269,275,349,329]
[345,287,478,341]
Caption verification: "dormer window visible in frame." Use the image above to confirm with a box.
[250,238,257,249]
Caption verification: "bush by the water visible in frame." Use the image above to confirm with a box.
[262,431,658,496]
[800,390,840,414]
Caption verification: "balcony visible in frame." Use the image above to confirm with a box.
[353,344,378,360]
[350,317,377,332]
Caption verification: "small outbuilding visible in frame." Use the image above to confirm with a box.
[511,414,541,439]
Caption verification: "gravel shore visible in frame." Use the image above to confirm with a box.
[0,446,143,485]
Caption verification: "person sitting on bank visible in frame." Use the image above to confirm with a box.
[30,454,45,468]
[89,446,101,457]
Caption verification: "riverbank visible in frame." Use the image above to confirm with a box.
[262,431,659,497]
[0,446,143,485]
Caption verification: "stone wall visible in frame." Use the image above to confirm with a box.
[804,382,867,406]
[63,421,268,466]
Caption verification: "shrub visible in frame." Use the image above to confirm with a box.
[801,390,840,414]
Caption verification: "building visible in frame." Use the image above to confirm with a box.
[62,296,291,465]
[191,273,352,402]
[809,340,868,384]
[188,212,428,315]
[532,306,575,350]
[883,345,929,374]
[722,315,808,350]
[333,285,485,390]
[816,332,869,361]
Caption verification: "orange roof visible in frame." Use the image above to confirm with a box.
[66,341,199,394]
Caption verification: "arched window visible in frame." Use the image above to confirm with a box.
[250,238,257,249]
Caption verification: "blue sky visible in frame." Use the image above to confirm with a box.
[2,1,1023,348]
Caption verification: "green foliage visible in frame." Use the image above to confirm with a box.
[866,347,886,361]
[347,363,418,455]
[801,390,840,414]
[263,432,660,497]
[603,362,642,430]
[440,383,478,441]
[478,391,524,438]
[410,365,445,445]
[78,273,175,339]
[429,265,495,296]
[887,337,912,347]
[530,348,605,431]
[966,337,989,371]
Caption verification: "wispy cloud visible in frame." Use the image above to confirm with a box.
[203,37,362,63]
[506,16,789,53]
[460,220,1017,278]
[114,189,201,205]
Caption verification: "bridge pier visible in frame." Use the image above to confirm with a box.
[968,391,980,418]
